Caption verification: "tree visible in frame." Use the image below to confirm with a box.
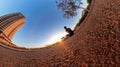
[56,0,88,18]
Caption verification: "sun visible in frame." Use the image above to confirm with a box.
[47,32,67,45]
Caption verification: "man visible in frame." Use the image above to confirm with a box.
[64,26,74,37]
[87,0,92,4]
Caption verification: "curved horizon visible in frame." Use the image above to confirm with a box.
[0,0,88,48]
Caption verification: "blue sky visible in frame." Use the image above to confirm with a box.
[0,0,88,48]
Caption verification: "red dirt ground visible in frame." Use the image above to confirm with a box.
[0,0,120,67]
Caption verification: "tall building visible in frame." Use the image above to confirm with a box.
[0,12,25,46]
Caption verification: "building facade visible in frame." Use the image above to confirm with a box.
[0,12,25,46]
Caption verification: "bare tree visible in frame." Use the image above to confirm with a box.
[56,0,88,18]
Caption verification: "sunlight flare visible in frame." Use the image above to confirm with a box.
[47,32,67,45]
